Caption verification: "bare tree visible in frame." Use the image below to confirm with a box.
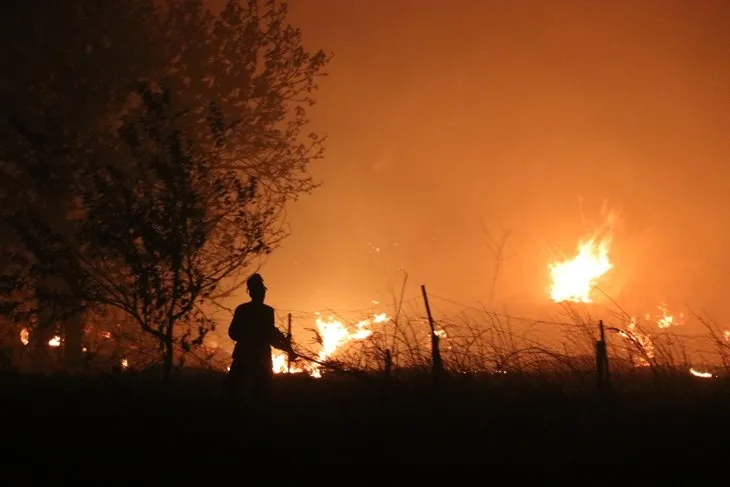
[480,217,514,305]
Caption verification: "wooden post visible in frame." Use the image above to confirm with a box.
[286,313,292,374]
[421,285,444,386]
[596,319,611,393]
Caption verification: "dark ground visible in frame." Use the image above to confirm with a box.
[1,369,726,482]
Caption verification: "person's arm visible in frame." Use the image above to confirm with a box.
[267,308,293,353]
[228,307,244,342]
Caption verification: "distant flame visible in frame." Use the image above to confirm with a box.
[48,336,61,347]
[20,328,29,346]
[121,358,129,369]
[689,368,713,378]
[655,303,684,329]
[548,227,613,303]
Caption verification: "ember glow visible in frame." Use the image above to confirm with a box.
[19,328,29,346]
[48,336,61,347]
[689,368,713,378]
[548,228,613,303]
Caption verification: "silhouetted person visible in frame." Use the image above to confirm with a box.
[225,273,293,418]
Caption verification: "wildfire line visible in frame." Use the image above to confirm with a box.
[288,344,375,380]
[427,293,581,327]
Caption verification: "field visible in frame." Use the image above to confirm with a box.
[3,301,729,480]
[3,366,728,480]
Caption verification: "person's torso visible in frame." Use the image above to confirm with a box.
[232,302,275,364]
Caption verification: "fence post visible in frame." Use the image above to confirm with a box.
[421,284,444,387]
[286,313,292,374]
[596,319,611,393]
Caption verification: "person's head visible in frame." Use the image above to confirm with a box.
[246,273,267,303]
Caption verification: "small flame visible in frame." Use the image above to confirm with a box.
[19,328,29,346]
[372,312,389,324]
[724,330,730,342]
[619,317,654,367]
[315,313,379,361]
[121,358,129,369]
[271,351,306,374]
[656,303,683,329]
[689,368,713,378]
[48,336,61,347]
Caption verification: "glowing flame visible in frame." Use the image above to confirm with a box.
[48,336,61,347]
[270,312,389,378]
[724,330,729,342]
[19,328,29,346]
[618,317,654,367]
[654,303,684,329]
[548,231,613,303]
[689,368,713,378]
[271,351,305,374]
[121,358,129,369]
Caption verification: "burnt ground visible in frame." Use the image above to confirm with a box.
[1,369,727,482]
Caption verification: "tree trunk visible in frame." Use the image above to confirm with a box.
[163,321,174,382]
[63,306,84,370]
[31,278,57,373]
[30,325,54,373]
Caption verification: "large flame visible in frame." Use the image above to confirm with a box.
[548,221,614,303]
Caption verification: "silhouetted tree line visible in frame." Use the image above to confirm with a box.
[0,0,329,379]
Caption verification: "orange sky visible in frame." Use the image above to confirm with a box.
[206,0,729,332]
